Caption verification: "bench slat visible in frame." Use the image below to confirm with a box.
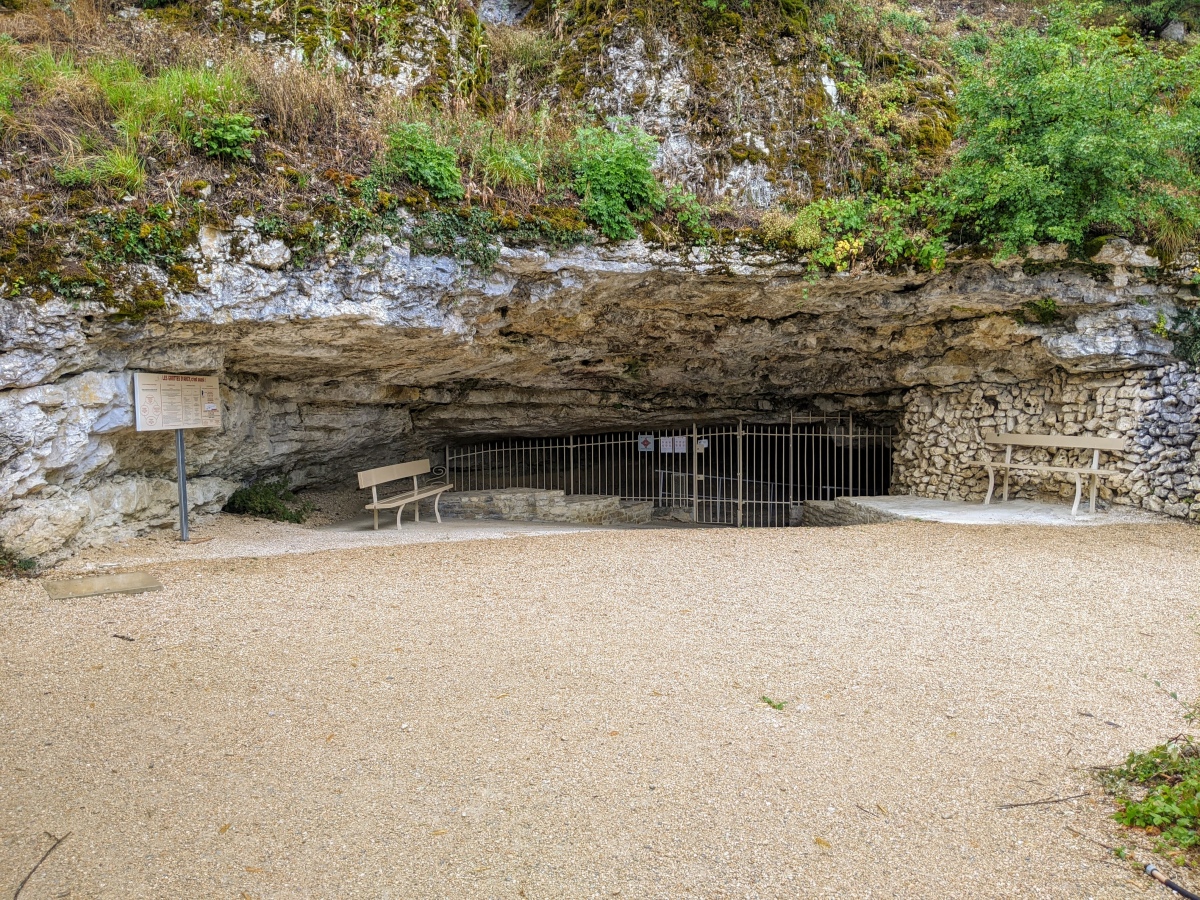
[366,483,454,510]
[358,459,431,489]
[982,429,1124,451]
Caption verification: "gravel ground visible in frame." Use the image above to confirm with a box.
[2,521,1199,899]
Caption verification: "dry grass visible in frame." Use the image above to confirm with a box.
[232,48,365,152]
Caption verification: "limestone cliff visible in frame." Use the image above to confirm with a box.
[2,226,1196,561]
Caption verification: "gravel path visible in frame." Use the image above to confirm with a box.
[2,521,1199,898]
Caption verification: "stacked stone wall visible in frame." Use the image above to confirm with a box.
[893,365,1200,520]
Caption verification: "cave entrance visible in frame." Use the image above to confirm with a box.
[445,414,895,527]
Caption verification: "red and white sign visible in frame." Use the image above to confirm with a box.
[638,434,654,452]
[659,436,688,453]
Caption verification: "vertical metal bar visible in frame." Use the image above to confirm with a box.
[849,412,856,497]
[788,413,794,514]
[691,422,699,522]
[175,428,189,542]
[729,422,739,528]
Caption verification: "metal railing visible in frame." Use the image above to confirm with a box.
[445,413,894,527]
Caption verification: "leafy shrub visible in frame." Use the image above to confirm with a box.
[937,1,1200,253]
[384,123,463,201]
[224,478,313,523]
[571,120,664,241]
[188,110,260,161]
[663,185,713,243]
[1108,737,1200,852]
[1109,0,1198,31]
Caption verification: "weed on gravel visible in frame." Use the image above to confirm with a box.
[1102,679,1200,865]
[0,543,36,578]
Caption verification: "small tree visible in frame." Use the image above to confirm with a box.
[939,1,1200,254]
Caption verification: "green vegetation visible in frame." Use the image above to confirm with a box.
[761,695,788,710]
[3,0,1200,305]
[0,543,37,577]
[936,1,1200,254]
[224,477,313,523]
[1020,297,1062,326]
[188,110,260,161]
[1106,737,1200,855]
[1170,306,1200,366]
[572,120,664,240]
[382,122,464,202]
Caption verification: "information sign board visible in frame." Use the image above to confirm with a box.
[134,373,221,431]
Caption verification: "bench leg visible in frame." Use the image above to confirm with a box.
[415,501,420,524]
[1090,473,1098,514]
[1002,468,1010,503]
[985,467,995,505]
[1072,473,1083,517]
[396,502,408,530]
[373,509,379,531]
[434,493,443,524]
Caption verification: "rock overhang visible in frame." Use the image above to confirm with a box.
[0,238,1193,561]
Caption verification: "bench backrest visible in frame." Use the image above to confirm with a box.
[982,429,1124,451]
[358,458,431,489]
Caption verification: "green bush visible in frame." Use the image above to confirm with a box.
[384,123,463,201]
[224,478,313,523]
[571,120,664,241]
[937,1,1200,254]
[1110,0,1198,31]
[1107,737,1200,852]
[188,110,260,161]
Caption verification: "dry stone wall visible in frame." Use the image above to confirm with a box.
[892,364,1200,519]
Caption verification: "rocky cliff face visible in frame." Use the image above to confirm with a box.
[0,228,1194,562]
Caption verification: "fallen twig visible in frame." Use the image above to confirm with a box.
[997,792,1087,810]
[1078,711,1121,728]
[13,831,70,900]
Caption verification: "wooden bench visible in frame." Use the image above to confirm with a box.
[358,459,454,530]
[982,430,1124,516]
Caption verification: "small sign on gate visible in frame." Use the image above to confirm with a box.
[659,436,688,453]
[638,434,654,452]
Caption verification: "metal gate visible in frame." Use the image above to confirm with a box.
[445,414,894,527]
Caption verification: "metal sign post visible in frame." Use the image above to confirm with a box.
[175,428,190,541]
[133,372,222,542]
